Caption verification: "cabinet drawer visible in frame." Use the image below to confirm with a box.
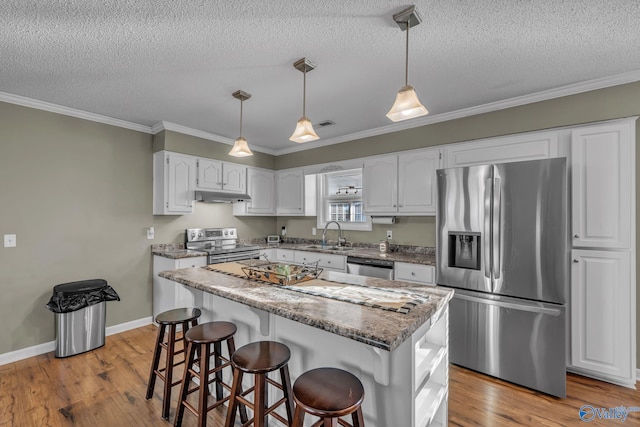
[176,257,207,269]
[294,251,346,271]
[276,249,295,262]
[394,262,435,285]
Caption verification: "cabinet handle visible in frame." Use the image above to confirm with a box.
[327,260,331,264]
[398,204,403,207]
[411,272,415,276]
[574,234,579,238]
[573,259,579,263]
[393,204,397,207]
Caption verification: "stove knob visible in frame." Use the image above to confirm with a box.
[224,230,229,236]
[198,232,203,237]
[190,232,196,238]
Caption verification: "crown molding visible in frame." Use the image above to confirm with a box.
[3,69,639,155]
[152,121,278,156]
[272,69,640,155]
[0,91,153,133]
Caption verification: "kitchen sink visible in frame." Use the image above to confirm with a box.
[302,245,355,252]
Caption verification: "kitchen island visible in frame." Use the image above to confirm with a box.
[159,262,453,427]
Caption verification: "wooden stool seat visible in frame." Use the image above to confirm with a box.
[292,368,365,427]
[225,341,295,427]
[174,321,247,427]
[146,307,201,420]
[156,307,202,325]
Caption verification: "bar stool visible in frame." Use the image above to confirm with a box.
[292,367,365,427]
[146,307,201,420]
[225,341,295,427]
[174,321,247,427]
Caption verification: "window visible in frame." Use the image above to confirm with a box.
[317,169,372,231]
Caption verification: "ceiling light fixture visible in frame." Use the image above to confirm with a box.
[289,57,319,143]
[228,90,253,157]
[386,5,429,122]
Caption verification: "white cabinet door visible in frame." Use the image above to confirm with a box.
[195,158,223,190]
[397,149,439,214]
[443,131,559,167]
[153,151,195,214]
[222,163,247,193]
[294,251,346,272]
[234,168,276,216]
[571,249,633,385]
[153,255,206,318]
[277,169,304,215]
[571,121,633,249]
[394,262,435,285]
[196,159,246,193]
[363,155,398,214]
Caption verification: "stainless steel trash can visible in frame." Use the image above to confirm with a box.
[55,301,106,357]
[46,279,120,358]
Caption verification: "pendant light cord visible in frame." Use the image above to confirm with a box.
[239,99,243,137]
[302,68,307,117]
[405,20,410,86]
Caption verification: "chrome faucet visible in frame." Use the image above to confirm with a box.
[322,221,346,247]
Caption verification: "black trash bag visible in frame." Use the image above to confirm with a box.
[45,279,120,313]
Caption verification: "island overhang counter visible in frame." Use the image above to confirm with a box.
[159,263,453,427]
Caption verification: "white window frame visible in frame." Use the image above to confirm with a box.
[316,169,372,232]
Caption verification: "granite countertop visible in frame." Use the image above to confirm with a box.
[259,243,436,266]
[151,242,436,266]
[151,244,207,259]
[159,265,453,352]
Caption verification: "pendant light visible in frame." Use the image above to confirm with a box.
[386,5,429,122]
[228,90,253,157]
[289,57,319,143]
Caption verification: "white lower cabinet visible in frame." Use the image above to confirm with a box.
[294,251,346,272]
[570,249,635,387]
[395,262,435,286]
[152,255,207,319]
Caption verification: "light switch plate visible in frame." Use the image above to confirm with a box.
[4,234,16,248]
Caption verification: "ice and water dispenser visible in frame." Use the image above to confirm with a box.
[448,232,481,270]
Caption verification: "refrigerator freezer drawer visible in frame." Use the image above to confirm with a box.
[449,290,566,397]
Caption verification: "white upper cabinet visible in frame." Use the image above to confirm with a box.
[153,151,195,215]
[571,120,633,249]
[444,131,559,167]
[234,167,276,216]
[571,249,633,385]
[196,158,246,193]
[277,169,304,215]
[363,148,440,215]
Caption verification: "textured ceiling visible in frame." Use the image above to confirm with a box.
[2,1,640,155]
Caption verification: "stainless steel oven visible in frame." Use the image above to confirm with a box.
[185,228,261,264]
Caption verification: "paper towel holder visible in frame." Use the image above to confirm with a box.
[371,216,396,224]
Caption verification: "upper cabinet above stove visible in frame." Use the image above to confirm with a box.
[195,158,246,194]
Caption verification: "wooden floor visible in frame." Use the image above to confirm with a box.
[1,324,638,426]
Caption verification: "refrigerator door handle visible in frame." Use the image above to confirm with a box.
[454,292,563,316]
[483,177,492,280]
[492,177,501,280]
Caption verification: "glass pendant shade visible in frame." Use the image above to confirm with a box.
[289,116,319,143]
[228,137,253,157]
[386,85,429,122]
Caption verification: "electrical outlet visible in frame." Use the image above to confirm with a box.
[147,227,155,240]
[4,234,16,248]
[312,227,317,236]
[386,230,393,240]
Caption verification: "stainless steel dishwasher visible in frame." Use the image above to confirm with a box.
[346,256,394,279]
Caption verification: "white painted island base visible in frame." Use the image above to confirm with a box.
[179,286,448,427]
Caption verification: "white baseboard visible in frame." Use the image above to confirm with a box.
[0,316,153,367]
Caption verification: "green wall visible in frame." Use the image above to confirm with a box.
[0,102,276,355]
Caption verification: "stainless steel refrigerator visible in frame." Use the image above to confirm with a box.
[436,157,568,397]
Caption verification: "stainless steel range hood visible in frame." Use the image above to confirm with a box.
[194,190,251,203]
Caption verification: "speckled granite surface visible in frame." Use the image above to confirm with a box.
[158,266,453,351]
[258,243,436,266]
[151,244,207,259]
